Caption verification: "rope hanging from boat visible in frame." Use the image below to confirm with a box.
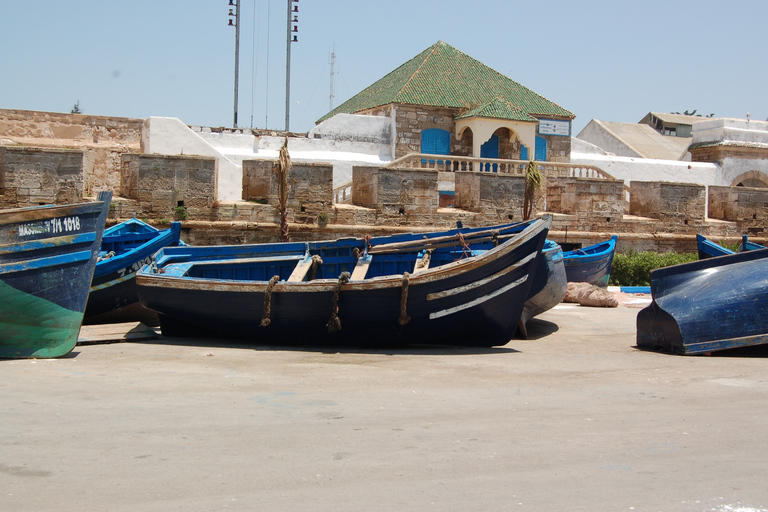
[457,232,474,260]
[399,272,411,326]
[309,255,323,280]
[326,271,350,333]
[260,275,280,327]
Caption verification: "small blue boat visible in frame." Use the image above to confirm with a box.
[84,218,182,325]
[637,247,768,355]
[696,234,765,260]
[739,234,766,252]
[1,192,112,358]
[696,234,734,259]
[136,216,552,348]
[562,235,617,287]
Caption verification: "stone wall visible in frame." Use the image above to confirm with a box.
[538,131,571,163]
[630,181,706,223]
[242,160,333,224]
[546,177,625,220]
[120,154,216,219]
[352,166,438,215]
[708,185,768,234]
[365,105,473,159]
[0,146,83,207]
[0,108,142,195]
[454,171,526,222]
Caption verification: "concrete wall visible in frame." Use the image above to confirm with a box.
[570,150,720,187]
[121,154,216,219]
[0,146,84,207]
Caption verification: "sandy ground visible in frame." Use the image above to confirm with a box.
[2,296,768,512]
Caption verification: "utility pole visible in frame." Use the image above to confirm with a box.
[285,0,298,131]
[228,0,241,128]
[329,45,336,111]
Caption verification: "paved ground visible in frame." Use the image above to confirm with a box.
[2,297,768,512]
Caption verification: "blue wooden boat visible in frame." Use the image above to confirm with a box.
[0,192,112,358]
[637,247,768,355]
[135,216,552,348]
[562,235,617,287]
[518,239,566,338]
[358,220,566,338]
[739,234,766,252]
[84,218,182,325]
[696,234,765,260]
[696,234,734,259]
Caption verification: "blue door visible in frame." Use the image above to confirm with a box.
[520,144,528,161]
[480,134,499,171]
[535,136,547,162]
[421,129,450,164]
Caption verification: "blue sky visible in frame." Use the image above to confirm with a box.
[2,0,766,135]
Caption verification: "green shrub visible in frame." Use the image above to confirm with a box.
[609,249,697,286]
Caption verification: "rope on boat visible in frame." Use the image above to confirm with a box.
[326,271,350,333]
[352,247,360,259]
[309,255,323,280]
[260,275,280,327]
[457,232,473,260]
[399,272,411,326]
[492,231,499,247]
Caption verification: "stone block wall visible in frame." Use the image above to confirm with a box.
[538,132,571,163]
[708,185,768,233]
[242,160,333,223]
[0,146,83,207]
[121,154,216,219]
[352,166,438,214]
[454,171,526,222]
[0,109,142,196]
[365,105,473,159]
[630,181,706,222]
[547,177,625,220]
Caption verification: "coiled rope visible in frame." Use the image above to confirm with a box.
[309,254,323,280]
[399,272,411,326]
[260,275,280,327]
[326,271,350,333]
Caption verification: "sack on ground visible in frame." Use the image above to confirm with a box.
[564,282,618,308]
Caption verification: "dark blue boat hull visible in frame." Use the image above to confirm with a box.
[84,220,182,325]
[137,217,551,348]
[519,240,567,338]
[0,192,111,358]
[637,248,768,355]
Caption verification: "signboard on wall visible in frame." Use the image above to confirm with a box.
[538,119,571,136]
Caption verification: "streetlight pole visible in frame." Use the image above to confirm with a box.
[228,0,241,128]
[285,0,298,131]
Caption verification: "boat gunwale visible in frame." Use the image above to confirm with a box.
[136,217,550,294]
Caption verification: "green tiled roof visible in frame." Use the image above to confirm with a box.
[455,97,535,122]
[317,41,574,123]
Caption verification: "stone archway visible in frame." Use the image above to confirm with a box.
[730,170,768,188]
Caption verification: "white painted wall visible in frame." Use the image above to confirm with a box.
[142,117,242,201]
[143,114,393,201]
